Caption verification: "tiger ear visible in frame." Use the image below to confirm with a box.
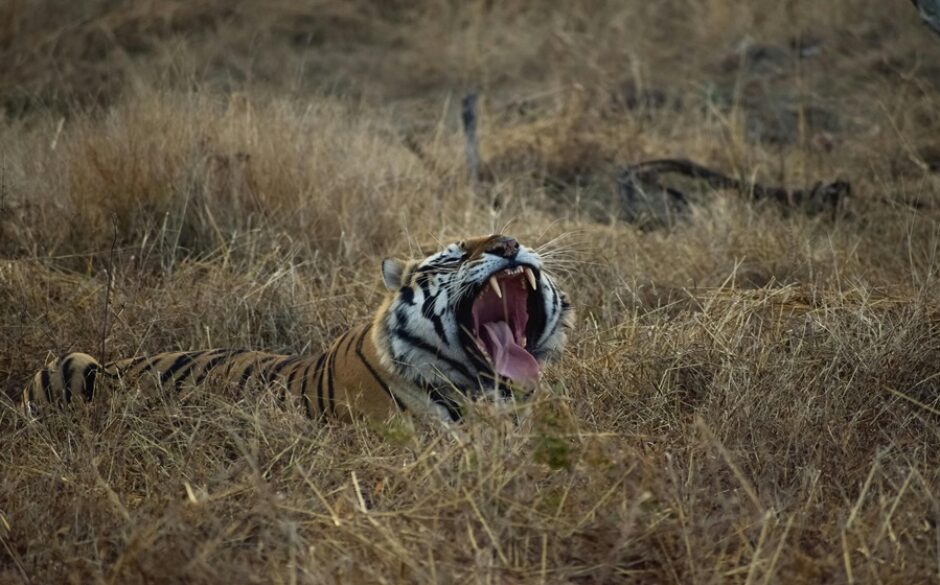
[381,258,408,290]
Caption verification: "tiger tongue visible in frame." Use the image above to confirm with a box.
[480,321,540,386]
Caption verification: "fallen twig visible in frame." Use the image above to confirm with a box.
[618,158,850,220]
[461,92,481,193]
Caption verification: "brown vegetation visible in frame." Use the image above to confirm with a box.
[1,1,939,583]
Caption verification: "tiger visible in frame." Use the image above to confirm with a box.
[22,235,573,424]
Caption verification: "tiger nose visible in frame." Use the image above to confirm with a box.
[488,236,519,258]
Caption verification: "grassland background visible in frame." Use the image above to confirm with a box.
[1,1,939,583]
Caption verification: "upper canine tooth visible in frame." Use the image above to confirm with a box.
[523,267,537,290]
[489,276,502,298]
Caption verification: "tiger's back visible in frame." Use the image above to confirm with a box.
[23,323,409,422]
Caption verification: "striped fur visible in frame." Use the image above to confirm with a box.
[23,235,573,423]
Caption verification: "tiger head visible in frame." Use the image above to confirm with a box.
[374,234,573,401]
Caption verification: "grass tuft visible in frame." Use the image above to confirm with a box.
[2,0,940,583]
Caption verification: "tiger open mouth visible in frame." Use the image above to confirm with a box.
[458,265,546,386]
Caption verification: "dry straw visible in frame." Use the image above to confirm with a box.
[2,1,939,583]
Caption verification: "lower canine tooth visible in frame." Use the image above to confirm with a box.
[523,267,537,290]
[489,276,502,298]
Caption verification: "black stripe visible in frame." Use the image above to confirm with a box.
[414,264,450,274]
[297,360,314,415]
[60,355,76,403]
[419,284,450,346]
[119,354,166,386]
[319,331,350,417]
[40,370,52,402]
[303,353,327,418]
[172,350,226,389]
[496,378,513,400]
[392,326,476,382]
[120,355,149,370]
[171,363,201,388]
[265,356,300,401]
[542,284,562,343]
[430,314,449,346]
[159,353,198,387]
[126,355,161,377]
[428,387,462,422]
[310,352,328,417]
[477,373,514,400]
[257,355,286,384]
[82,364,98,402]
[327,329,363,414]
[355,325,406,412]
[343,329,359,355]
[316,352,327,416]
[238,364,256,386]
[238,355,280,387]
[449,338,494,398]
[326,342,339,416]
[399,286,415,305]
[192,350,245,385]
[268,356,300,380]
[418,278,432,298]
[283,362,301,402]
[259,356,283,374]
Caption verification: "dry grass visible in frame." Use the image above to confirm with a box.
[2,1,940,583]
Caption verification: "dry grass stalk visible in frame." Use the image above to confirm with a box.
[2,1,940,583]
